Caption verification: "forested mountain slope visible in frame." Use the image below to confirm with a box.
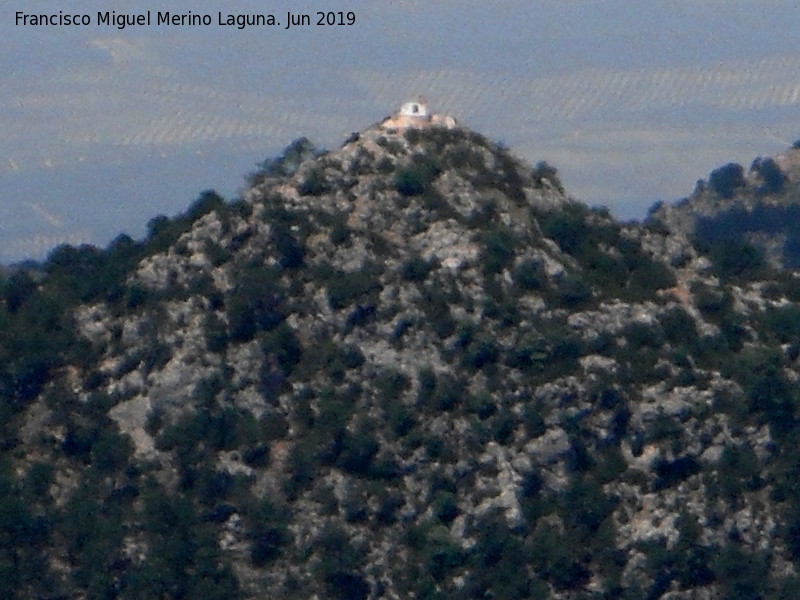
[3,119,800,599]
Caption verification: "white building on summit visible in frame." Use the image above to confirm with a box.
[382,99,456,130]
[399,100,429,119]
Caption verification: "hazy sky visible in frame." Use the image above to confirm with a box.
[4,0,800,260]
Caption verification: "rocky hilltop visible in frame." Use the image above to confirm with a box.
[651,140,800,271]
[3,113,800,599]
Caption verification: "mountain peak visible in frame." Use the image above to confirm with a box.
[380,98,458,130]
[9,114,800,599]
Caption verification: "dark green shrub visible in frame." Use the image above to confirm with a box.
[327,269,380,310]
[273,228,305,269]
[242,445,270,467]
[61,424,100,460]
[522,403,547,438]
[532,160,564,191]
[708,162,745,198]
[394,167,427,196]
[624,321,663,350]
[645,412,683,443]
[462,336,500,370]
[377,136,404,154]
[226,231,253,262]
[187,189,225,221]
[629,255,676,294]
[91,429,133,474]
[527,521,589,590]
[342,484,368,524]
[330,220,351,246]
[142,342,171,373]
[205,406,244,451]
[343,345,365,369]
[391,317,413,341]
[467,513,536,598]
[557,274,592,308]
[669,512,715,588]
[345,304,376,331]
[259,412,289,441]
[143,208,201,254]
[226,265,284,342]
[513,258,545,290]
[759,305,800,344]
[375,490,405,525]
[338,431,379,475]
[652,456,701,491]
[717,444,761,504]
[44,243,115,303]
[432,491,459,524]
[420,288,456,338]
[443,143,485,172]
[376,370,410,401]
[326,572,369,600]
[25,462,53,498]
[402,256,435,281]
[751,156,786,195]
[708,239,765,280]
[540,205,589,255]
[424,436,444,460]
[298,167,329,196]
[660,307,698,347]
[506,333,549,372]
[204,313,228,352]
[251,137,317,181]
[123,284,149,310]
[376,156,394,174]
[467,393,496,420]
[284,444,315,499]
[388,403,416,438]
[431,375,465,411]
[251,527,291,565]
[315,525,367,599]
[3,270,36,313]
[245,500,292,565]
[315,388,354,436]
[480,225,516,274]
[490,411,515,444]
[712,544,769,599]
[417,368,437,406]
[409,523,465,581]
[693,283,731,317]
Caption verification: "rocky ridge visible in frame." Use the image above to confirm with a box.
[652,141,800,271]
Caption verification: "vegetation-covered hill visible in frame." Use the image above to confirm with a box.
[650,142,800,271]
[4,120,800,599]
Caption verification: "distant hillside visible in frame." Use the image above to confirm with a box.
[650,141,800,272]
[4,113,800,599]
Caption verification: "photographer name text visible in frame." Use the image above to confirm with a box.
[15,10,356,30]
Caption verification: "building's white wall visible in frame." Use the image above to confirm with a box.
[400,102,428,118]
